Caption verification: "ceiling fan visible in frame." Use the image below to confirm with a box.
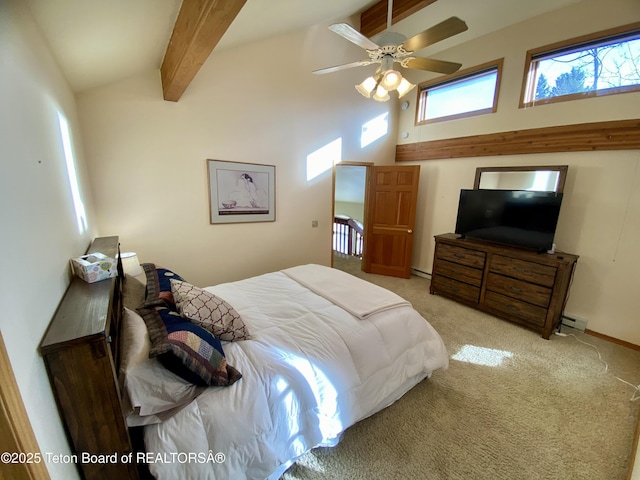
[313,1,468,101]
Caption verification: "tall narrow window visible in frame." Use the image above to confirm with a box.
[520,22,640,107]
[57,112,88,233]
[416,59,503,125]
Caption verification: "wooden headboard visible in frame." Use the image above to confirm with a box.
[39,236,141,479]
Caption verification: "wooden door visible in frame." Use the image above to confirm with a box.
[363,165,420,278]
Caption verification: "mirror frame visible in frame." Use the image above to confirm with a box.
[474,165,568,193]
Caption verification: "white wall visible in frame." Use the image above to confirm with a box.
[335,201,365,223]
[0,0,96,477]
[396,0,640,344]
[77,19,399,287]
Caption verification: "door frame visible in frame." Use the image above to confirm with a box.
[331,162,373,268]
[0,331,50,480]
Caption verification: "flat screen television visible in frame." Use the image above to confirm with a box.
[454,189,563,252]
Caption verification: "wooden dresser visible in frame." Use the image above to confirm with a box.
[40,236,138,479]
[430,233,578,339]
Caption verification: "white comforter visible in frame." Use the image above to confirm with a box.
[144,267,448,480]
[282,264,411,319]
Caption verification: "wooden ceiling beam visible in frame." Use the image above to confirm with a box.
[360,0,437,38]
[161,0,247,102]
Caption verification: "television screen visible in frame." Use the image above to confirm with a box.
[454,189,563,251]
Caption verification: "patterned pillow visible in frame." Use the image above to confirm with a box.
[137,305,242,387]
[170,279,250,342]
[142,263,185,308]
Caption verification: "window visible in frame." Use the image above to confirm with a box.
[521,22,640,108]
[416,59,503,125]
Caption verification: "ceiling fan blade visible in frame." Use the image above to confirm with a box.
[404,57,462,75]
[329,23,380,51]
[401,17,468,52]
[313,60,373,75]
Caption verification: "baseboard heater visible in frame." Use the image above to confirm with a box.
[561,315,587,332]
[411,268,431,279]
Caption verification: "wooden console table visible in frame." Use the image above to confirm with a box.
[430,233,578,339]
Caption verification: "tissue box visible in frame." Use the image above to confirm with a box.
[70,253,117,283]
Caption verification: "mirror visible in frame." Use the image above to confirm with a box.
[474,165,567,193]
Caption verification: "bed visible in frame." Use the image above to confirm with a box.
[121,262,449,480]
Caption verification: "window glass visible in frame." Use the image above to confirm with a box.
[522,24,640,107]
[417,60,502,124]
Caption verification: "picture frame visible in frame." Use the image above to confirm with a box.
[207,159,276,224]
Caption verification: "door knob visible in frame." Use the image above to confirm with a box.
[408,229,413,234]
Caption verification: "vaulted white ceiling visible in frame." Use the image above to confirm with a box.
[24,0,581,94]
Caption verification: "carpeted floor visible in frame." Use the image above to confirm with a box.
[281,254,640,480]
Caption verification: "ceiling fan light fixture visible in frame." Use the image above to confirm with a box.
[314,0,466,103]
[355,76,378,98]
[372,85,390,102]
[380,69,402,91]
[396,78,416,98]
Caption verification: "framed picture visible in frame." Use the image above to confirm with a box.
[207,159,276,224]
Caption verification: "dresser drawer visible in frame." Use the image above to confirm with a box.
[431,274,480,304]
[432,234,578,339]
[486,273,552,308]
[435,259,483,287]
[484,291,547,327]
[490,255,556,287]
[437,244,485,269]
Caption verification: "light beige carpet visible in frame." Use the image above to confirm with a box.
[281,255,640,480]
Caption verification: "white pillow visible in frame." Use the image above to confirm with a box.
[170,279,250,341]
[119,307,204,424]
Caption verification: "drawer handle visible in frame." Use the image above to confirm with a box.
[513,267,528,273]
[454,253,465,259]
[505,304,518,311]
[510,287,522,293]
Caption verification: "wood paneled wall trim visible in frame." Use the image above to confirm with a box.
[395,119,640,162]
[360,0,437,38]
